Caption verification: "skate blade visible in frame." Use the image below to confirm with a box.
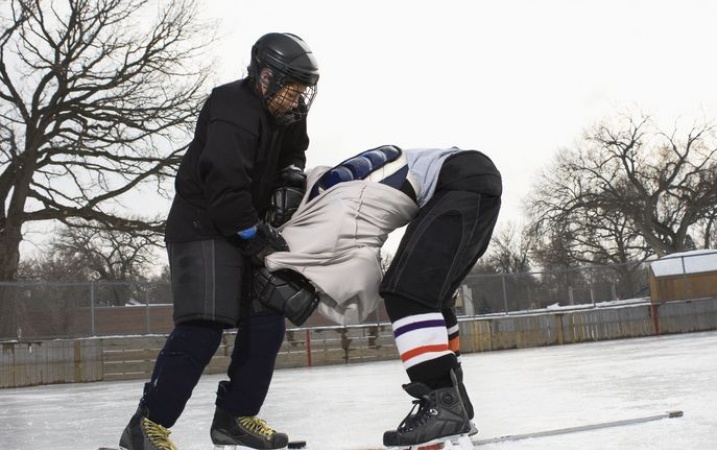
[388,433,473,450]
[213,441,306,450]
[214,446,285,450]
[214,446,278,450]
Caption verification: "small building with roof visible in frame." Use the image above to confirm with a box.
[649,249,717,302]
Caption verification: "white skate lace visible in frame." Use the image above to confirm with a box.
[237,416,275,438]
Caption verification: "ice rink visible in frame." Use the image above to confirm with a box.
[1,330,715,450]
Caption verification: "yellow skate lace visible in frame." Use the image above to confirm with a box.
[237,416,276,438]
[141,417,179,450]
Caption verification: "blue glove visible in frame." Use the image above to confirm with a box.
[237,222,289,262]
[237,225,257,239]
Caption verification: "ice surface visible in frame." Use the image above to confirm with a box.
[1,330,715,450]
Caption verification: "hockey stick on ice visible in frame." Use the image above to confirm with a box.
[275,411,685,450]
[472,410,684,445]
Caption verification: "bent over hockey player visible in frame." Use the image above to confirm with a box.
[256,145,502,449]
[118,32,319,450]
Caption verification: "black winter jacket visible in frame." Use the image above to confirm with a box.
[165,78,309,242]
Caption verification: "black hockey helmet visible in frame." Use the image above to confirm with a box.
[248,32,320,125]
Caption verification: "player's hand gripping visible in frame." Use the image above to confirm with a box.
[237,221,289,264]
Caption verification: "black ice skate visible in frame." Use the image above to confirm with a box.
[453,364,473,420]
[119,407,178,450]
[383,371,472,449]
[454,363,478,436]
[210,407,289,450]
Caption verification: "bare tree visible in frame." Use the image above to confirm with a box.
[17,223,164,309]
[0,0,213,280]
[468,223,545,312]
[527,114,717,262]
[478,222,533,274]
[55,222,162,280]
[18,223,162,281]
[17,244,93,281]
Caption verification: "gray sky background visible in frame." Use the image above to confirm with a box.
[19,0,717,258]
[196,0,717,251]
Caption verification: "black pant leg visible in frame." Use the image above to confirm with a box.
[216,312,286,416]
[381,190,500,309]
[141,321,224,427]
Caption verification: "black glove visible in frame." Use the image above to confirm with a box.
[253,267,319,326]
[278,165,307,189]
[266,165,307,227]
[237,222,289,263]
[266,186,305,227]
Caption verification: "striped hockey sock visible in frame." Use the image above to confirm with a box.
[447,320,462,363]
[392,312,454,373]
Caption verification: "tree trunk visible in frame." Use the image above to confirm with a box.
[0,225,23,281]
[0,226,22,340]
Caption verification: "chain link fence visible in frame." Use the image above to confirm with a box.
[458,261,651,316]
[3,253,714,341]
[0,281,173,341]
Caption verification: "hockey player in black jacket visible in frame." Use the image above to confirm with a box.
[119,32,319,450]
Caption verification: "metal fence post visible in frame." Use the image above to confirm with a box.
[501,274,508,314]
[145,284,151,334]
[527,283,532,310]
[680,255,690,300]
[461,284,475,316]
[90,280,96,336]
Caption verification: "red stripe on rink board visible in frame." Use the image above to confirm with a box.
[401,344,450,362]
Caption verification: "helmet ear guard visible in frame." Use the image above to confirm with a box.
[258,68,273,87]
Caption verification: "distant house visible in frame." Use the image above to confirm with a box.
[649,250,717,302]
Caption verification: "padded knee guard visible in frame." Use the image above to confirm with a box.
[253,267,319,326]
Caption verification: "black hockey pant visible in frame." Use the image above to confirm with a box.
[140,312,285,428]
[381,151,502,386]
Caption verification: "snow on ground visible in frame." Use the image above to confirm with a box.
[1,330,715,450]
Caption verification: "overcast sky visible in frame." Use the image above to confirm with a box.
[19,0,717,257]
[193,0,717,227]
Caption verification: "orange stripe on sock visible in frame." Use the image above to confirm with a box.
[400,344,450,362]
[449,337,460,353]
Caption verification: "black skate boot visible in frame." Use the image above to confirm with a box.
[383,371,471,448]
[210,407,289,449]
[454,363,478,436]
[119,407,178,450]
[454,364,473,420]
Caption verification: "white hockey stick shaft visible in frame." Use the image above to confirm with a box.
[473,410,684,445]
